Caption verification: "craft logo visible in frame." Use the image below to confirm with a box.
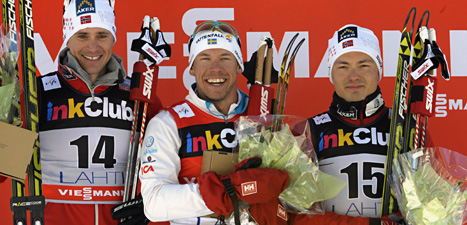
[338,26,358,42]
[80,15,92,24]
[241,181,257,196]
[342,40,353,49]
[376,55,383,68]
[76,0,95,16]
[63,18,74,31]
[318,127,389,151]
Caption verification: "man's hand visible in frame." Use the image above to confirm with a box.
[369,212,405,225]
[111,196,149,225]
[198,157,289,216]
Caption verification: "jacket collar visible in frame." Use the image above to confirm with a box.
[329,86,385,120]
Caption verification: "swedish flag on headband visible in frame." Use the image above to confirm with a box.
[207,38,217,45]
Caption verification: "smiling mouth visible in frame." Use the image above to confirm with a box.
[83,55,101,60]
[207,78,226,85]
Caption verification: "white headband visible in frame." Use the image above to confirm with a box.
[188,30,243,71]
[327,24,382,83]
[63,0,116,45]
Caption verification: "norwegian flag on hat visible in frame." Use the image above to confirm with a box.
[80,15,91,24]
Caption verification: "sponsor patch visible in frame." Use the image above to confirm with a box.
[119,78,131,92]
[141,165,154,175]
[42,75,61,91]
[313,113,332,125]
[241,181,257,196]
[145,136,155,147]
[365,94,384,117]
[144,148,158,155]
[338,26,358,43]
[173,103,195,118]
[277,203,288,221]
[76,0,95,16]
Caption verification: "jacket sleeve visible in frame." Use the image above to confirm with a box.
[139,110,213,222]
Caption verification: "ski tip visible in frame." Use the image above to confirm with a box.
[258,35,270,48]
[265,37,274,48]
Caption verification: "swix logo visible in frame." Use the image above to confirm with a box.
[143,65,155,99]
[143,43,163,63]
[260,87,269,120]
[186,128,236,152]
[277,204,288,221]
[241,181,257,196]
[318,127,388,151]
[425,78,435,113]
[414,61,432,78]
[47,97,133,121]
[141,165,154,175]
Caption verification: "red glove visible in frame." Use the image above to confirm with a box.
[249,199,289,225]
[198,157,289,216]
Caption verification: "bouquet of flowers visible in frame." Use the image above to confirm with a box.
[0,24,22,126]
[234,115,346,215]
[390,147,467,225]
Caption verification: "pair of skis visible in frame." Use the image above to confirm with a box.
[380,7,450,217]
[246,33,304,130]
[271,34,304,131]
[3,0,45,224]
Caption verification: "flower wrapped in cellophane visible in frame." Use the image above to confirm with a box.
[234,115,346,215]
[390,147,467,225]
[0,24,22,126]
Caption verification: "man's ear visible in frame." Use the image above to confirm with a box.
[189,67,195,76]
[237,65,242,75]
